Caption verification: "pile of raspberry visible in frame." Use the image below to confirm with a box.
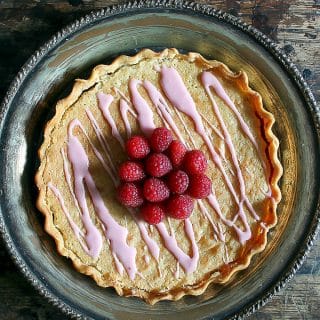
[117,127,212,224]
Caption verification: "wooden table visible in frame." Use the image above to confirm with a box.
[0,1,319,319]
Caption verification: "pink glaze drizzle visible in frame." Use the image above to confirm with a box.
[128,83,200,269]
[173,108,197,149]
[160,67,254,243]
[97,92,125,148]
[202,71,258,149]
[160,67,236,197]
[61,147,114,256]
[87,109,161,265]
[53,63,272,277]
[142,80,185,143]
[73,119,118,186]
[112,87,139,119]
[96,92,161,262]
[84,111,119,185]
[59,145,103,258]
[174,262,180,279]
[207,193,251,244]
[129,210,160,261]
[48,182,93,255]
[223,244,230,264]
[85,109,117,178]
[200,111,225,140]
[61,148,82,216]
[202,70,272,195]
[198,200,225,242]
[156,219,199,274]
[129,79,155,137]
[144,255,150,265]
[112,251,124,276]
[260,222,268,230]
[139,81,226,246]
[120,99,132,138]
[201,71,260,221]
[67,119,137,279]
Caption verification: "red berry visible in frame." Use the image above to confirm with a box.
[117,183,144,207]
[188,174,212,199]
[140,203,165,224]
[150,127,173,152]
[167,140,187,167]
[143,178,170,202]
[145,153,172,177]
[167,170,189,194]
[126,135,150,159]
[167,195,194,220]
[183,150,207,175]
[118,161,145,182]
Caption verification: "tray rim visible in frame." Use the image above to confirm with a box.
[0,1,319,319]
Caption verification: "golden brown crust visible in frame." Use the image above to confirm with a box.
[35,48,282,304]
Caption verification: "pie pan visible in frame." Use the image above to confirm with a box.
[0,1,319,319]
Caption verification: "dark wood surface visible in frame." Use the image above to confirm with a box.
[0,1,319,319]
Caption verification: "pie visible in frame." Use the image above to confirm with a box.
[35,48,282,304]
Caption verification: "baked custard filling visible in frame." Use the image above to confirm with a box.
[36,49,282,304]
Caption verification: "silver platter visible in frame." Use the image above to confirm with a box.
[0,1,319,319]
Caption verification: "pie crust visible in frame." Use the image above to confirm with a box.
[35,48,282,304]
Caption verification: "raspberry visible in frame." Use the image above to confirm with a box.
[150,127,173,152]
[117,183,144,207]
[126,135,150,159]
[188,174,212,199]
[167,140,187,167]
[167,170,189,194]
[183,150,207,175]
[118,161,145,182]
[140,203,165,224]
[145,153,172,177]
[143,178,170,202]
[167,195,194,220]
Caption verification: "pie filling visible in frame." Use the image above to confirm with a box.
[36,49,282,304]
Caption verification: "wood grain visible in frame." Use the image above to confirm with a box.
[0,1,319,319]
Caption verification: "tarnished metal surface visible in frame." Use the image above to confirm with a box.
[0,1,319,319]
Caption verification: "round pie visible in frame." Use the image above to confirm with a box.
[35,48,282,304]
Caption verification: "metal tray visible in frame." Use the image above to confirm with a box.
[0,1,319,319]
